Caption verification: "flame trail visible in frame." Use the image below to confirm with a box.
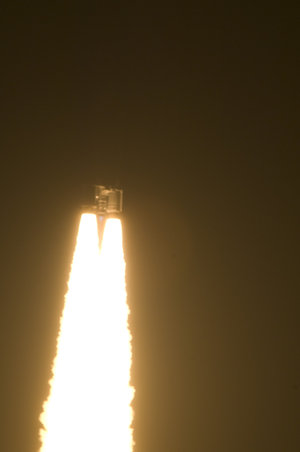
[39,213,134,451]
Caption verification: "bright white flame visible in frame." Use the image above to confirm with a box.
[39,214,134,452]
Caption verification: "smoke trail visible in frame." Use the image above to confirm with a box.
[39,214,134,451]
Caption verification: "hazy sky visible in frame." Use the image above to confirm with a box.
[0,6,299,451]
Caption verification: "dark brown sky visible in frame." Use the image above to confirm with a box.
[0,6,299,452]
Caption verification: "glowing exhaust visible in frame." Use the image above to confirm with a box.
[39,213,134,451]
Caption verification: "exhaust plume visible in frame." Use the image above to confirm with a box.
[39,213,134,451]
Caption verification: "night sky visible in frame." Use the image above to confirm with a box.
[0,6,299,452]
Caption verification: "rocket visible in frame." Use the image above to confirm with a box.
[83,185,123,248]
[93,185,123,215]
